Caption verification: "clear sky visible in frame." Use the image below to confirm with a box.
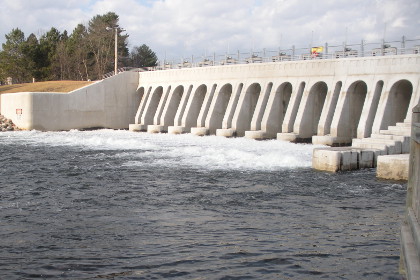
[0,0,419,63]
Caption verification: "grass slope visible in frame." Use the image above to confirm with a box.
[0,81,94,94]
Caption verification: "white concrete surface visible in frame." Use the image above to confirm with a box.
[400,105,420,280]
[376,154,409,180]
[1,71,139,131]
[129,55,419,153]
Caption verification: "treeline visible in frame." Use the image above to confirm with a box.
[0,12,158,83]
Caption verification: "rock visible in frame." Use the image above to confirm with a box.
[0,115,19,131]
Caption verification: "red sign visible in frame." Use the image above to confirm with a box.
[16,109,22,115]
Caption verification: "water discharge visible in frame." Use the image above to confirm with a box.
[0,129,406,279]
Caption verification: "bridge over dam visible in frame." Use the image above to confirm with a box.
[1,54,419,173]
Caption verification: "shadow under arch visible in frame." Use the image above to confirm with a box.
[163,85,184,126]
[299,81,328,137]
[208,83,233,134]
[142,86,164,126]
[263,81,292,137]
[380,79,413,129]
[183,84,207,129]
[342,80,368,139]
[236,82,261,136]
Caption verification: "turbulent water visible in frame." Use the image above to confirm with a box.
[0,130,407,279]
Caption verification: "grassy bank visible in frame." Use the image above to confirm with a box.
[0,81,94,94]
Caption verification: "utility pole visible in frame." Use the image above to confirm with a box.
[114,27,118,75]
[107,26,125,75]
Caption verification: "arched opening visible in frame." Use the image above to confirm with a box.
[302,82,328,136]
[283,82,305,133]
[135,87,144,107]
[264,82,292,136]
[133,87,145,123]
[209,83,233,132]
[323,81,342,135]
[237,83,261,136]
[143,86,163,125]
[381,79,413,129]
[252,82,273,131]
[365,80,383,136]
[347,81,368,138]
[163,85,184,126]
[184,84,207,129]
[279,82,293,123]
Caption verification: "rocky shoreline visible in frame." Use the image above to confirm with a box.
[0,115,19,131]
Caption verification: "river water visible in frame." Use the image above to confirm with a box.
[0,129,406,279]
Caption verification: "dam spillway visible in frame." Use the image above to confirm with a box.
[1,53,419,172]
[128,54,419,171]
[130,55,418,142]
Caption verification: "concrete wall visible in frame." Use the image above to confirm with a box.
[400,105,420,279]
[0,71,139,131]
[130,55,420,143]
[1,55,419,138]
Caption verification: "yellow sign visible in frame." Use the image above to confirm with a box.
[311,46,323,54]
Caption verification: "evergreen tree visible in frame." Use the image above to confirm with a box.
[86,12,129,79]
[39,27,62,80]
[23,33,42,80]
[130,44,158,67]
[67,24,90,81]
[0,28,30,83]
[0,12,157,82]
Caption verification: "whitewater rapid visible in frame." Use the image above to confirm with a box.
[1,129,323,171]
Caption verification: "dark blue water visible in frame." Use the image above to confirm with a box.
[0,130,406,279]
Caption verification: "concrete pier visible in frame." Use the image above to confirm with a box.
[400,105,420,279]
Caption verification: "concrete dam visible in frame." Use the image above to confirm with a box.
[128,54,419,173]
[1,54,419,173]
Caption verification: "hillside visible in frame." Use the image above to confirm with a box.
[0,81,94,94]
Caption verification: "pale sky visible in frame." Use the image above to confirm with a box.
[0,0,419,63]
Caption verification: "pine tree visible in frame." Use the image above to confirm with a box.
[130,44,158,68]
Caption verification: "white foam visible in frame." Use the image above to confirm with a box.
[0,129,324,171]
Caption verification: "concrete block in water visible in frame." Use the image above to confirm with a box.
[168,126,188,134]
[191,127,209,136]
[312,147,376,172]
[216,128,236,137]
[376,154,409,180]
[245,130,267,140]
[147,125,166,133]
[129,124,147,132]
[311,135,352,146]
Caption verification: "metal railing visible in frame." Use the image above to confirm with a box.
[102,67,142,79]
[147,36,420,71]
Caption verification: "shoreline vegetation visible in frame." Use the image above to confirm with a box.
[0,80,93,94]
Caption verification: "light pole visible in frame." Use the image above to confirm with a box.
[106,26,123,75]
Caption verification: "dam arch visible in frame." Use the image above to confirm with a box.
[182,84,207,130]
[134,86,146,124]
[380,79,413,129]
[207,83,233,134]
[141,86,164,126]
[261,82,292,138]
[251,82,273,131]
[343,80,368,139]
[362,80,384,138]
[296,81,328,138]
[319,81,342,136]
[234,83,262,136]
[282,82,306,133]
[161,85,185,127]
